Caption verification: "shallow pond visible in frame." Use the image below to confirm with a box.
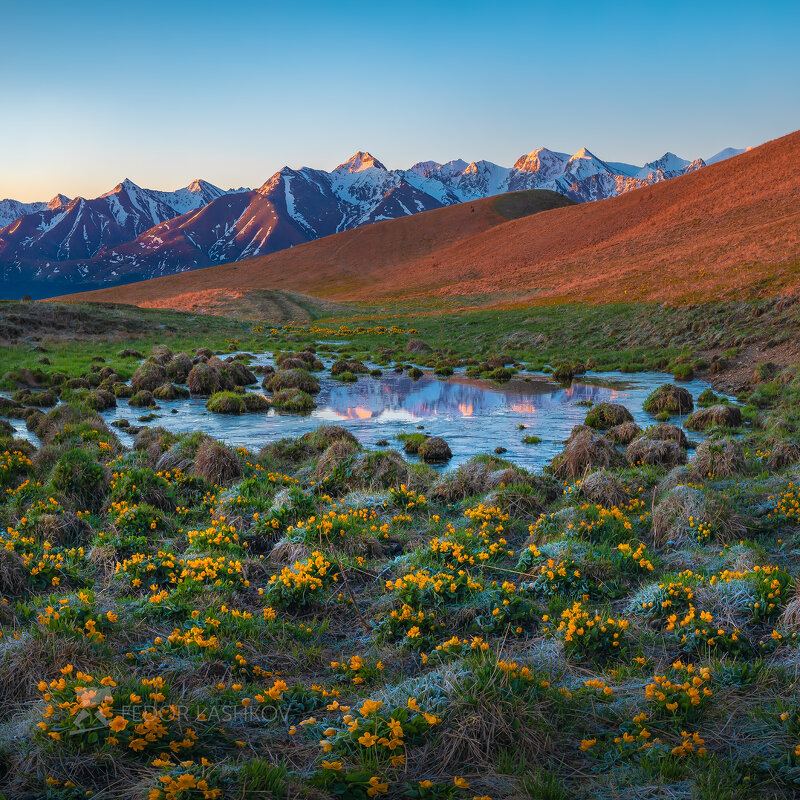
[8,365,722,470]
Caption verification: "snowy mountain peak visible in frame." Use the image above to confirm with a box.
[101,178,141,198]
[513,147,568,174]
[187,179,213,193]
[257,167,297,195]
[570,147,606,164]
[0,139,745,295]
[47,194,71,210]
[407,160,442,178]
[635,152,704,181]
[564,148,613,179]
[706,146,753,165]
[335,151,387,173]
[643,152,690,172]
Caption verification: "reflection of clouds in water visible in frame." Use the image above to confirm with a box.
[28,366,718,472]
[320,374,618,421]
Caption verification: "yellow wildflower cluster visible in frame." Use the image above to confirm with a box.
[389,484,427,509]
[645,661,713,716]
[330,654,385,684]
[148,765,221,800]
[282,323,417,337]
[666,604,744,652]
[36,592,117,643]
[640,578,695,615]
[0,449,33,487]
[267,550,338,607]
[186,516,245,550]
[616,541,655,571]
[767,484,799,522]
[288,507,383,544]
[37,666,197,756]
[318,696,440,767]
[671,730,707,757]
[556,602,629,660]
[386,568,483,605]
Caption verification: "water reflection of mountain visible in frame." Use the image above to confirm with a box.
[317,374,624,421]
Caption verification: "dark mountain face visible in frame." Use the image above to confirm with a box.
[0,144,719,298]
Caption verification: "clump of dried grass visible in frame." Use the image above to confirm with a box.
[778,583,800,632]
[691,437,746,478]
[0,549,27,598]
[420,665,554,774]
[606,421,642,445]
[642,423,688,448]
[36,511,92,547]
[313,439,360,483]
[651,485,746,548]
[642,383,694,415]
[192,440,242,485]
[581,470,628,507]
[625,438,686,467]
[584,402,634,430]
[767,441,800,470]
[269,537,311,567]
[685,404,743,431]
[552,428,621,480]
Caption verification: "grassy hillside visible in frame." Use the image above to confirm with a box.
[2,297,800,798]
[51,131,800,313]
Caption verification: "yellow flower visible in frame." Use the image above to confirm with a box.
[367,776,388,796]
[109,716,128,733]
[322,760,343,770]
[359,699,383,717]
[454,776,470,788]
[358,732,379,747]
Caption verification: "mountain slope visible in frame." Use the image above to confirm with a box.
[56,129,800,309]
[3,143,715,296]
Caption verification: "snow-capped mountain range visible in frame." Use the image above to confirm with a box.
[0,145,748,296]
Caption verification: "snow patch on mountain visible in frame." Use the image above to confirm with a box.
[0,141,738,293]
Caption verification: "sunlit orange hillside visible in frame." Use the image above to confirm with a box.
[55,130,800,311]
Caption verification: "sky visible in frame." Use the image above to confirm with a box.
[1,0,798,201]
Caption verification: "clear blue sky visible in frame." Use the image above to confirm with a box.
[2,0,798,201]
